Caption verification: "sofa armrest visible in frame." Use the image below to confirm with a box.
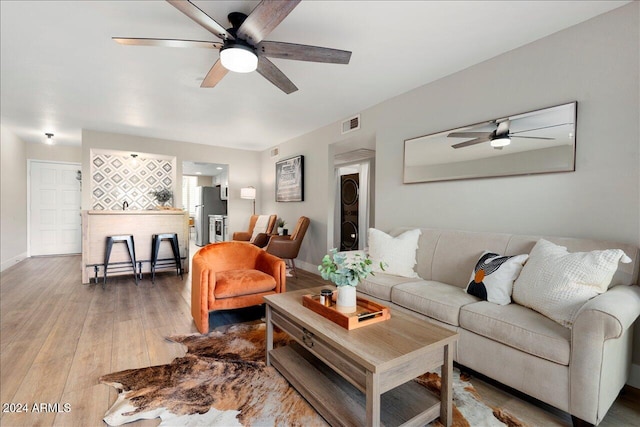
[191,255,216,334]
[570,285,640,423]
[574,285,640,339]
[233,231,252,241]
[255,250,287,293]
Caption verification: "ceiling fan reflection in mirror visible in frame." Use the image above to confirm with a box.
[113,0,352,94]
[448,119,570,150]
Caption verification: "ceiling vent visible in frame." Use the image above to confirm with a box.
[341,114,360,134]
[270,147,279,158]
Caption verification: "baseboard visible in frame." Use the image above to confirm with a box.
[628,363,640,389]
[0,252,28,272]
[295,259,320,275]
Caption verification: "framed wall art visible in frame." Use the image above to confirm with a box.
[276,155,304,202]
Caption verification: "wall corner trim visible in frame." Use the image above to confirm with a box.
[628,363,640,389]
[0,252,28,272]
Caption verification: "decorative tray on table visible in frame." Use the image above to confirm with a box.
[302,293,391,330]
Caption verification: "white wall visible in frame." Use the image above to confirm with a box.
[1,136,83,271]
[0,126,28,271]
[81,130,261,235]
[261,3,640,366]
[26,143,81,163]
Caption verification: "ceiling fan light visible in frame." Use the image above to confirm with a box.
[220,45,258,73]
[490,137,511,147]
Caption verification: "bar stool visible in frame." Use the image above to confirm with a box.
[103,235,138,289]
[151,233,182,284]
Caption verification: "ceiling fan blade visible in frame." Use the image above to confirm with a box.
[452,136,491,149]
[510,136,555,140]
[447,131,492,139]
[237,0,301,45]
[258,41,351,64]
[113,37,223,49]
[510,122,573,135]
[201,59,228,88]
[256,56,298,94]
[166,0,233,40]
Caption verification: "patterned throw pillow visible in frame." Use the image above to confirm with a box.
[512,239,632,327]
[466,251,529,305]
[368,228,421,278]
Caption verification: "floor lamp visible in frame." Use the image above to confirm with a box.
[240,186,256,215]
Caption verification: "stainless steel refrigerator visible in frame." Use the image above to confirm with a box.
[194,186,227,246]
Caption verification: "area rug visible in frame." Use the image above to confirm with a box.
[100,323,526,426]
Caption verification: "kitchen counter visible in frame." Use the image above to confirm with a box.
[87,209,185,215]
[81,210,189,283]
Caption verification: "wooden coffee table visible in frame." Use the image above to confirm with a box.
[265,287,459,427]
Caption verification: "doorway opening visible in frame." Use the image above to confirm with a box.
[332,149,375,251]
[182,161,228,260]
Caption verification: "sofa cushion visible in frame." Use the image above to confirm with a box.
[513,239,632,327]
[392,281,479,326]
[357,273,422,301]
[214,269,276,299]
[466,251,529,305]
[368,228,421,278]
[460,301,571,365]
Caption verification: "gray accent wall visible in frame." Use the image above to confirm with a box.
[260,3,640,368]
[372,3,638,244]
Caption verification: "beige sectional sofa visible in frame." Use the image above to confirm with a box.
[355,227,640,426]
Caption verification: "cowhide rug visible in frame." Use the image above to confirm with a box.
[100,323,526,427]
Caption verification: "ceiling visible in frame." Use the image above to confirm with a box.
[0,1,629,151]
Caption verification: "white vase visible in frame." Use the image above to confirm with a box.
[336,285,357,313]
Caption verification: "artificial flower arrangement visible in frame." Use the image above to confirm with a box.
[318,248,384,286]
[150,188,173,205]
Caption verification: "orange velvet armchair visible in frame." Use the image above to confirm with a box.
[191,241,286,333]
[232,214,277,247]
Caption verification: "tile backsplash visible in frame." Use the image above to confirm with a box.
[91,153,175,210]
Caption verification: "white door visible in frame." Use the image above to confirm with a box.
[30,161,81,255]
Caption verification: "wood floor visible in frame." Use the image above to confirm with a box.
[1,253,638,426]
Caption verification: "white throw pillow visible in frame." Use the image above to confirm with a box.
[250,215,270,242]
[466,251,529,305]
[512,239,632,327]
[368,228,421,278]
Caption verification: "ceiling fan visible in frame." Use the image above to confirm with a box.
[448,120,562,150]
[113,0,351,94]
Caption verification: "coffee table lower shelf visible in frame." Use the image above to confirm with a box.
[270,344,441,427]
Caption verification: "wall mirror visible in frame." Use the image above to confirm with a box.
[403,102,577,183]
